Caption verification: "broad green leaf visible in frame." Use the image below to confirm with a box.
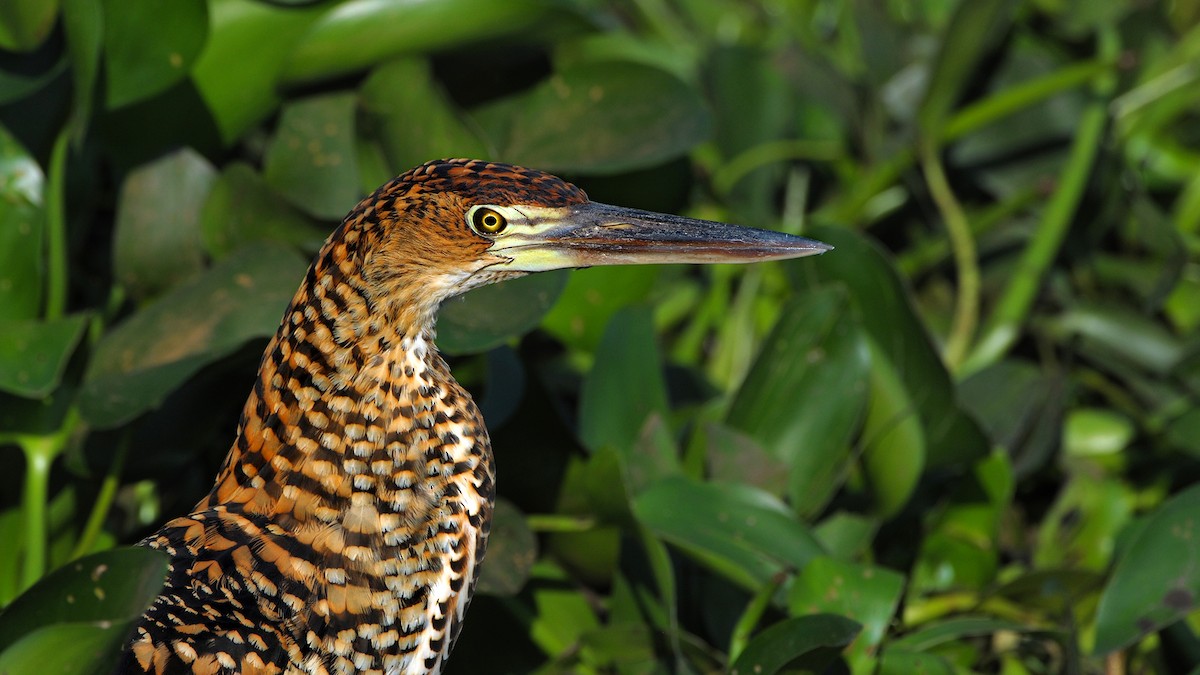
[0,547,169,653]
[0,0,58,52]
[879,649,956,675]
[634,476,823,589]
[475,498,536,597]
[860,340,925,518]
[813,512,878,562]
[0,315,87,397]
[578,307,669,454]
[360,57,487,172]
[540,265,661,350]
[788,557,904,661]
[263,92,361,220]
[728,614,861,675]
[726,285,870,517]
[113,148,217,299]
[473,61,711,174]
[189,0,327,142]
[281,0,589,84]
[0,622,131,675]
[0,123,43,320]
[800,226,989,468]
[1094,483,1200,653]
[199,162,328,258]
[101,0,207,108]
[79,244,308,428]
[437,272,568,356]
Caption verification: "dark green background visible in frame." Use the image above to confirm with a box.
[1,0,1198,672]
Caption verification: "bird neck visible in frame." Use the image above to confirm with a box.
[205,242,482,524]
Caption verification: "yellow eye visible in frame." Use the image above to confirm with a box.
[472,208,507,234]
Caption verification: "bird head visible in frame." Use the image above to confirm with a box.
[339,158,831,325]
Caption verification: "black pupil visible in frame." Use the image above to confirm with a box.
[480,211,502,230]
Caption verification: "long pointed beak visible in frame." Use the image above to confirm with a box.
[488,202,832,272]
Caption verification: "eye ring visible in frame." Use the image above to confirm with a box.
[472,207,507,235]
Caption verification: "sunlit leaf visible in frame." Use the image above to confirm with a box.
[788,557,904,660]
[0,122,43,320]
[860,339,925,518]
[101,0,207,108]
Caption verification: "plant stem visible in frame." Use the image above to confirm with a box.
[44,129,70,320]
[524,514,596,533]
[19,437,53,590]
[728,573,786,663]
[920,142,978,372]
[712,139,841,197]
[72,435,130,560]
[962,29,1119,375]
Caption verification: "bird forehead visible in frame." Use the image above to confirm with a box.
[403,158,588,208]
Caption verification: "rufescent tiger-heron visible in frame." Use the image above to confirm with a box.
[119,158,831,675]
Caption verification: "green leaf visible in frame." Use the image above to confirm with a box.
[0,622,132,675]
[524,560,601,659]
[263,92,361,220]
[578,307,669,454]
[0,122,44,321]
[0,547,169,654]
[0,315,87,397]
[113,148,217,299]
[79,244,308,428]
[281,0,587,84]
[475,498,536,597]
[634,476,824,589]
[540,265,661,350]
[958,359,1064,476]
[702,422,788,498]
[101,0,207,108]
[728,614,861,675]
[1063,408,1134,457]
[1094,483,1200,653]
[1034,474,1134,572]
[800,225,989,468]
[0,0,59,52]
[860,339,925,518]
[474,61,711,174]
[1049,303,1185,375]
[199,162,327,259]
[189,0,327,142]
[726,285,870,517]
[437,272,567,356]
[359,57,487,172]
[787,557,904,659]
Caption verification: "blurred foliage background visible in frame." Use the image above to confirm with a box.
[1,0,1199,672]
